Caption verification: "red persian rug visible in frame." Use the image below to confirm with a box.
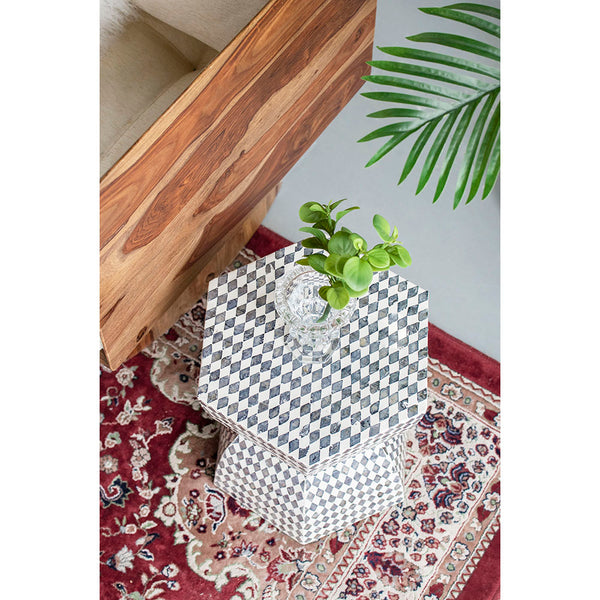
[100,226,500,600]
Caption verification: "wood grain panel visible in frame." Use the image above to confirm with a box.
[100,0,376,369]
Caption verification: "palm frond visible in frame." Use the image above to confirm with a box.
[419,6,500,37]
[483,132,500,197]
[407,32,499,61]
[453,89,498,207]
[399,119,440,183]
[434,102,477,201]
[365,132,413,167]
[377,47,499,79]
[360,2,500,206]
[417,111,459,193]
[445,3,500,20]
[367,59,492,90]
[467,102,500,202]
[362,74,471,100]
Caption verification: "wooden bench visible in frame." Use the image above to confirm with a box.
[100,0,376,369]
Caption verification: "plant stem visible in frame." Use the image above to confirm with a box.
[316,303,331,323]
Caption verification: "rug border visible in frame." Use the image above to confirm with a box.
[246,224,500,600]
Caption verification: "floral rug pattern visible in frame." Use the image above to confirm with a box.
[100,248,500,600]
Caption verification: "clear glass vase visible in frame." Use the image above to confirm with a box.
[274,265,357,364]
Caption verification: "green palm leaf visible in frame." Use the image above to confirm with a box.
[446,3,500,20]
[359,121,427,143]
[417,111,459,193]
[366,108,428,119]
[360,1,500,207]
[419,6,500,37]
[399,119,441,183]
[407,32,499,61]
[365,131,415,167]
[434,102,477,202]
[483,132,500,198]
[360,91,454,109]
[467,102,500,202]
[378,47,499,79]
[362,74,470,100]
[367,59,492,90]
[453,89,498,207]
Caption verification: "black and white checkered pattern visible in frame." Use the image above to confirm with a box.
[198,243,429,542]
[198,243,429,475]
[214,425,407,544]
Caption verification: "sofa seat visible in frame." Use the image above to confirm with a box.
[100,10,218,176]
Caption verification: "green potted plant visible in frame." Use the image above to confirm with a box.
[359,2,500,208]
[274,199,412,364]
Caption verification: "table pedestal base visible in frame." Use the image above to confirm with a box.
[214,425,408,544]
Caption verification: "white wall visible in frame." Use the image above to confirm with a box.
[262,0,500,361]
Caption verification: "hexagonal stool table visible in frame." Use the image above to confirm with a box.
[197,243,429,544]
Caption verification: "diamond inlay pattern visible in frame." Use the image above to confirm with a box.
[197,243,429,474]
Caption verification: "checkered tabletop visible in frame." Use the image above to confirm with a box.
[197,243,429,543]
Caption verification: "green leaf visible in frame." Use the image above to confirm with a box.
[482,131,500,198]
[349,233,367,253]
[295,257,310,266]
[399,119,440,184]
[377,46,499,79]
[335,206,360,221]
[367,248,391,269]
[343,257,374,291]
[314,218,334,235]
[342,281,370,297]
[366,108,428,119]
[445,3,501,20]
[361,91,454,109]
[362,74,470,101]
[454,90,498,206]
[299,202,324,223]
[364,131,416,167]
[326,286,350,310]
[433,102,477,201]
[419,7,500,37]
[390,246,412,267]
[417,111,459,194]
[373,214,391,241]
[318,286,330,302]
[397,246,412,266]
[301,237,327,250]
[407,32,499,61]
[309,203,326,212]
[467,102,500,202]
[367,59,490,91]
[358,121,426,143]
[329,198,347,210]
[324,253,346,277]
[307,253,328,274]
[298,227,327,243]
[328,232,358,257]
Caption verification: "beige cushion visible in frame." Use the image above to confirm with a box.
[100,0,138,54]
[100,18,195,164]
[132,0,269,51]
[101,70,199,177]
[140,9,218,68]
